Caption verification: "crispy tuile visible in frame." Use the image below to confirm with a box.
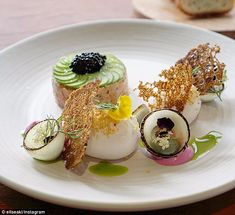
[62,81,99,169]
[138,63,192,112]
[177,43,225,95]
[92,109,118,136]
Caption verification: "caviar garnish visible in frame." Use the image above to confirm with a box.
[70,52,106,74]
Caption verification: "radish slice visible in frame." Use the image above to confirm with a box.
[23,119,65,161]
[140,109,190,158]
[24,121,39,134]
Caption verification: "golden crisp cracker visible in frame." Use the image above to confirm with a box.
[62,82,99,169]
[177,43,225,95]
[92,109,118,136]
[138,62,192,112]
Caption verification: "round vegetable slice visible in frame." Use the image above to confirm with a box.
[23,119,65,161]
[140,109,190,158]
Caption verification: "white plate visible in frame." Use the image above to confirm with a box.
[0,20,235,211]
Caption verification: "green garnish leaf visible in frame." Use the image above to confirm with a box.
[192,66,201,76]
[207,84,224,101]
[59,129,82,139]
[20,131,26,138]
[57,115,62,125]
[33,116,83,144]
[207,69,227,101]
[138,138,146,148]
[222,70,228,83]
[96,102,118,110]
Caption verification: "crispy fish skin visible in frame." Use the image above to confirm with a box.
[62,82,99,169]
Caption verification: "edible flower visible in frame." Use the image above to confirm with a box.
[157,118,174,131]
[107,95,132,121]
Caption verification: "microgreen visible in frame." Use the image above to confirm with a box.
[207,84,224,101]
[192,66,201,76]
[95,102,118,110]
[23,115,82,144]
[222,70,228,83]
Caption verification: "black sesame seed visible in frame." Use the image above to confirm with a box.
[70,52,106,74]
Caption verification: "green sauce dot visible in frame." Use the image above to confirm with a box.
[89,161,128,177]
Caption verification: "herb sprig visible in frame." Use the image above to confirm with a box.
[95,102,118,110]
[192,66,201,76]
[207,84,224,101]
[24,116,82,145]
[193,66,227,101]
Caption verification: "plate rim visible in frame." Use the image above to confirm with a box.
[1,18,234,55]
[0,19,235,211]
[1,173,235,211]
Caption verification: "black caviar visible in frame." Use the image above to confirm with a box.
[70,52,106,74]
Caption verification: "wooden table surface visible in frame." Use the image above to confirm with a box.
[0,0,235,214]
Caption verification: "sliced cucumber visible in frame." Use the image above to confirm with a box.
[52,54,126,88]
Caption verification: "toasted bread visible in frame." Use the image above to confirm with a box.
[175,0,234,16]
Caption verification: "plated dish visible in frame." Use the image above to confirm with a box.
[22,43,226,169]
[0,20,235,211]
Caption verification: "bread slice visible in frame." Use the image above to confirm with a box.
[175,0,234,16]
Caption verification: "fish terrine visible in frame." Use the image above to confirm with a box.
[52,52,129,108]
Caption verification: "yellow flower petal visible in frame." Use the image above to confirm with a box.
[108,95,132,121]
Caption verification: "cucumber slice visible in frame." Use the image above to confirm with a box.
[53,54,126,88]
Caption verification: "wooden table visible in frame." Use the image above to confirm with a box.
[0,0,235,214]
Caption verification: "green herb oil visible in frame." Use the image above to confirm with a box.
[189,131,222,160]
[89,161,128,177]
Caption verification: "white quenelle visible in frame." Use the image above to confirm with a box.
[133,86,201,126]
[181,85,201,124]
[86,117,139,160]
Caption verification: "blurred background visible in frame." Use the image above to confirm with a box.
[1,0,235,49]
